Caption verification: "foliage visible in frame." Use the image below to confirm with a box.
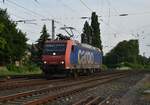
[0,8,27,65]
[143,83,150,90]
[137,55,150,65]
[81,21,92,44]
[30,44,40,64]
[24,60,40,72]
[37,24,50,56]
[91,12,102,51]
[0,23,4,32]
[104,39,139,68]
[0,37,7,50]
[6,64,22,73]
[0,66,41,76]
[137,56,150,69]
[101,64,108,70]
[143,65,150,69]
[31,24,50,64]
[116,62,144,69]
[6,63,41,73]
[81,12,102,52]
[34,24,50,60]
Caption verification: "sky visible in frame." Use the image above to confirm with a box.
[0,0,150,57]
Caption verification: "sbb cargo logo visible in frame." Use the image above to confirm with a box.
[78,50,94,65]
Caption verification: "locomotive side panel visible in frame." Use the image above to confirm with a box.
[70,44,102,69]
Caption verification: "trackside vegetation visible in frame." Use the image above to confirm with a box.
[81,12,103,51]
[0,65,41,76]
[31,24,50,64]
[0,8,41,75]
[0,9,27,65]
[104,40,150,69]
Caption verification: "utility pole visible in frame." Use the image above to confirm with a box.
[52,19,55,40]
[41,19,56,40]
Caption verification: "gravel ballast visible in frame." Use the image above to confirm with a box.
[50,71,149,105]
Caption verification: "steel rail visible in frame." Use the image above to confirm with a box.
[85,96,102,105]
[0,72,126,102]
[0,71,129,105]
[72,96,95,105]
[23,74,127,105]
[73,96,102,105]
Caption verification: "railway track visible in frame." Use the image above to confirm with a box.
[72,96,102,105]
[0,71,129,105]
[0,71,125,91]
[0,74,43,82]
[0,78,68,91]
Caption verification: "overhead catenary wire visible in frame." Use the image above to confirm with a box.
[2,0,37,18]
[8,12,25,20]
[2,2,40,26]
[55,0,87,37]
[79,0,93,12]
[33,0,80,32]
[34,0,39,4]
[78,0,120,34]
[102,11,150,17]
[3,0,130,38]
[105,0,120,15]
[5,0,76,33]
[104,0,127,36]
[3,0,91,37]
[6,0,46,18]
[104,0,150,40]
[57,0,77,13]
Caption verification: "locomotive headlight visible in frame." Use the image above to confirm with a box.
[61,61,64,64]
[53,52,56,56]
[44,61,47,64]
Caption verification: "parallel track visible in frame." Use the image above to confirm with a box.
[0,71,129,105]
[72,96,102,105]
[0,71,126,91]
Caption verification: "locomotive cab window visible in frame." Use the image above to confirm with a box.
[43,43,66,55]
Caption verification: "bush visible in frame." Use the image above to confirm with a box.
[24,63,40,72]
[6,64,22,73]
[6,63,41,74]
[101,64,108,70]
[144,65,150,69]
[116,62,144,69]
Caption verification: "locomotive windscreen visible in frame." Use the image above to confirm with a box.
[43,43,66,55]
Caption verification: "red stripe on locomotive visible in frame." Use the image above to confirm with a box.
[65,40,73,69]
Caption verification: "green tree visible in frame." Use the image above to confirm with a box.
[0,23,4,32]
[0,37,7,50]
[37,24,49,57]
[137,55,148,65]
[91,12,102,51]
[0,23,6,50]
[0,8,27,64]
[104,39,139,67]
[81,21,92,44]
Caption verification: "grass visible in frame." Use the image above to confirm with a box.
[136,78,150,96]
[143,82,150,90]
[0,66,42,76]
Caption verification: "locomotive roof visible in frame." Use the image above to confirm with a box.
[77,43,101,52]
[45,40,101,52]
[45,40,68,43]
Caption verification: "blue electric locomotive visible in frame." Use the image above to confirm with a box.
[42,40,102,78]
